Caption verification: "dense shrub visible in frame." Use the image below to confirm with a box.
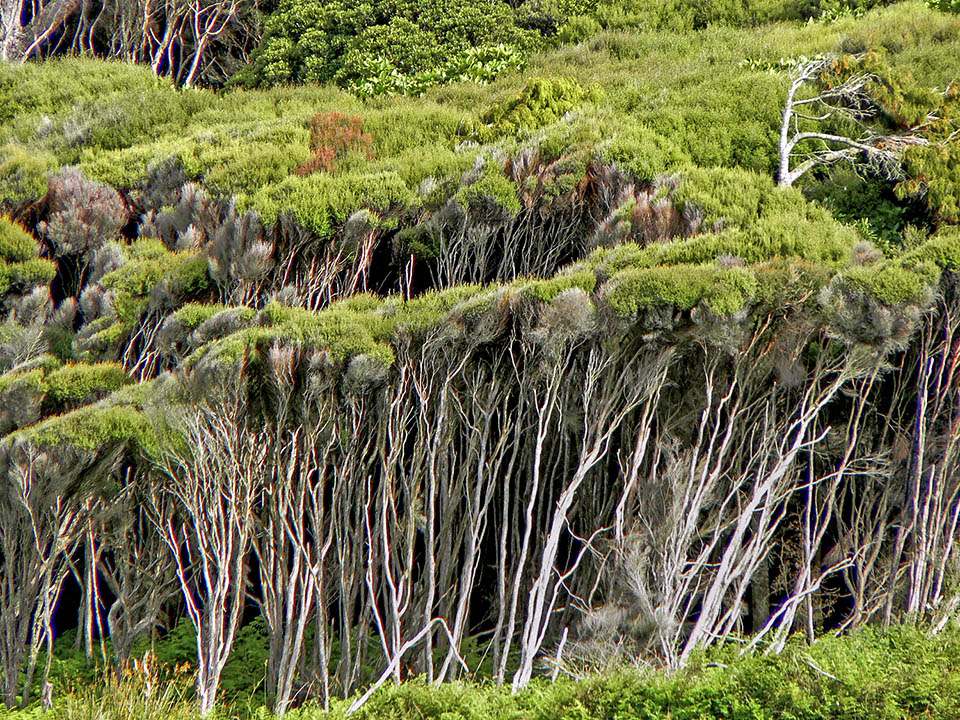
[590,0,800,31]
[232,0,543,91]
[900,142,960,224]
[0,143,53,205]
[346,43,527,98]
[474,77,605,139]
[0,216,37,263]
[38,169,128,259]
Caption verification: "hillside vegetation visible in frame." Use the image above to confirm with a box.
[0,0,959,717]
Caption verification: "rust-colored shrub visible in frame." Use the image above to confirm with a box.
[295,112,374,175]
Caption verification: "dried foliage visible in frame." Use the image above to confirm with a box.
[296,113,375,176]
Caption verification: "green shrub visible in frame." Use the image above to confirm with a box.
[591,0,799,31]
[900,142,960,224]
[98,242,211,326]
[837,258,938,305]
[909,228,960,269]
[476,77,605,138]
[0,215,38,262]
[0,143,53,204]
[44,363,132,405]
[233,0,541,91]
[517,270,598,301]
[557,15,603,44]
[0,258,57,297]
[23,404,159,454]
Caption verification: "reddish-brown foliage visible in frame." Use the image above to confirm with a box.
[296,112,375,175]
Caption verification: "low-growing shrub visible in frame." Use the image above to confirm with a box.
[0,143,54,205]
[296,112,375,176]
[475,77,605,139]
[0,215,38,263]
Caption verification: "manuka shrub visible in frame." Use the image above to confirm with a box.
[0,217,56,301]
[0,143,54,206]
[473,77,605,140]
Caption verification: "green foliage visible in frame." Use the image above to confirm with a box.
[907,228,960,270]
[900,142,960,224]
[347,43,527,99]
[52,626,960,719]
[603,263,757,316]
[234,0,541,92]
[517,270,598,301]
[839,258,939,305]
[810,0,896,22]
[0,3,953,243]
[928,0,960,10]
[99,243,211,325]
[0,215,38,262]
[590,0,799,31]
[172,303,243,330]
[475,77,605,139]
[21,404,158,454]
[0,258,57,297]
[0,143,54,204]
[456,165,522,216]
[557,15,603,44]
[0,361,133,436]
[807,169,910,250]
[249,170,413,234]
[44,363,132,404]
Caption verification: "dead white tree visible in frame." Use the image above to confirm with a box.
[776,55,928,188]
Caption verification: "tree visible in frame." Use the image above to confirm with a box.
[0,0,80,61]
[147,360,262,716]
[0,441,114,708]
[777,55,930,188]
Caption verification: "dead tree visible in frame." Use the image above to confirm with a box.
[776,55,927,188]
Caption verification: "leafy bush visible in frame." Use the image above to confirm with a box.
[900,142,960,224]
[233,0,542,91]
[590,0,799,31]
[557,14,603,44]
[0,143,53,205]
[0,257,57,297]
